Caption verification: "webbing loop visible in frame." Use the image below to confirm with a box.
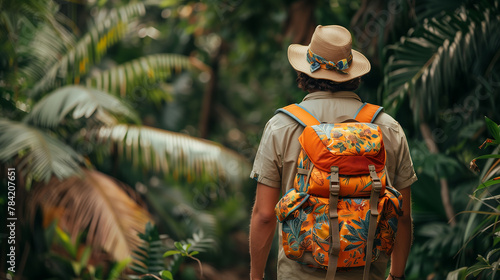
[362,164,383,280]
[326,165,341,280]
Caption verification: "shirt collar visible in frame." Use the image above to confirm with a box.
[302,91,362,102]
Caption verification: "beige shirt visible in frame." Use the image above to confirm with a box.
[250,91,417,280]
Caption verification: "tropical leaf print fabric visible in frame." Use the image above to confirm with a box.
[275,122,403,269]
[276,186,402,268]
[313,123,382,156]
[294,149,388,197]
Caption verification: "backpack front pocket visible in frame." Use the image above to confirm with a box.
[275,189,312,260]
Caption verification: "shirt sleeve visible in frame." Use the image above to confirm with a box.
[391,125,418,190]
[249,119,283,189]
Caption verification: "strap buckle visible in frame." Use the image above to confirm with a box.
[329,166,340,196]
[368,165,382,192]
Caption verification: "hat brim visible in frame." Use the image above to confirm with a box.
[287,44,371,82]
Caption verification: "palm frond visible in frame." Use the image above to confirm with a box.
[0,118,83,182]
[84,54,196,101]
[29,169,153,261]
[20,23,76,83]
[0,0,71,44]
[24,85,140,128]
[0,0,73,88]
[92,124,252,185]
[381,0,500,120]
[415,0,469,22]
[25,2,146,98]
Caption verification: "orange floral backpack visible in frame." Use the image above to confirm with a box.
[274,103,403,280]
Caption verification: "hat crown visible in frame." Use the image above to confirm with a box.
[309,25,352,63]
[286,24,370,82]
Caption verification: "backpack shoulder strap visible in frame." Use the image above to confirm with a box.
[275,104,321,127]
[353,102,384,123]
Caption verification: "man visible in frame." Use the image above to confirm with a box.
[249,25,417,280]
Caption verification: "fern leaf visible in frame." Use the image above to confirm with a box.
[130,222,165,277]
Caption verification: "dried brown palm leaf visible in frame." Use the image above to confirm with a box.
[29,169,152,261]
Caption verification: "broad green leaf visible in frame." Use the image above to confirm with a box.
[446,267,466,280]
[466,261,490,277]
[475,178,500,192]
[485,116,500,141]
[160,270,174,280]
[472,154,500,161]
[107,257,131,280]
[163,250,181,258]
[174,242,183,251]
[79,246,92,268]
[55,227,77,258]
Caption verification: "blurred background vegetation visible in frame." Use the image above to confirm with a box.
[0,0,499,279]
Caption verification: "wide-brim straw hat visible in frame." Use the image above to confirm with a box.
[288,25,371,83]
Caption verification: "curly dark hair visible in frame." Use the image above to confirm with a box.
[296,72,361,92]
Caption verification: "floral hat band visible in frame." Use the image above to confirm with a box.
[306,48,353,74]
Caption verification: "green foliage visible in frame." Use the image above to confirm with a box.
[43,223,131,280]
[379,1,500,278]
[25,85,140,128]
[447,117,500,280]
[164,242,199,258]
[130,222,165,277]
[1,1,253,279]
[10,0,500,278]
[130,222,214,280]
[85,54,197,103]
[0,118,84,183]
[144,186,217,240]
[164,230,215,276]
[25,2,147,97]
[382,0,500,121]
[92,123,250,184]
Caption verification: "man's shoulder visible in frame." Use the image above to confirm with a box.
[266,110,303,131]
[374,111,401,134]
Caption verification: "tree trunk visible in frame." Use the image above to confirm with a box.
[420,122,456,226]
[284,0,317,45]
[197,47,220,139]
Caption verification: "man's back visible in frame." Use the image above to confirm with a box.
[249,25,415,280]
[250,90,417,279]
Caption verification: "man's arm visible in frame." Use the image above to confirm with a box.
[387,186,413,280]
[250,182,281,280]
